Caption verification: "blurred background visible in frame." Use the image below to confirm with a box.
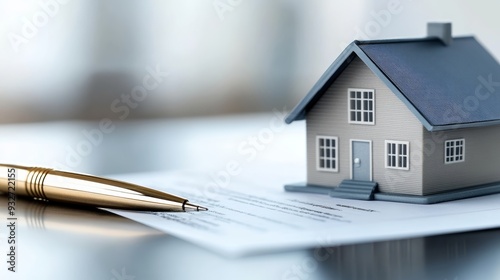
[1,3,499,278]
[0,0,498,175]
[0,0,499,123]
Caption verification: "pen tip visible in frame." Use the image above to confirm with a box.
[184,202,208,212]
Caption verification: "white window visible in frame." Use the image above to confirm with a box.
[317,136,338,172]
[445,139,465,164]
[385,140,409,170]
[348,88,375,125]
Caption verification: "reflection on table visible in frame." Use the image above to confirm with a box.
[1,115,500,280]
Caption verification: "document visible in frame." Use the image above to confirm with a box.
[108,171,500,256]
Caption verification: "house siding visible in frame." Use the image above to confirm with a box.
[306,57,425,195]
[423,125,500,194]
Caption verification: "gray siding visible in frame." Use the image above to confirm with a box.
[306,57,425,195]
[423,126,500,194]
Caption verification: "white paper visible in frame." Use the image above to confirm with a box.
[107,171,500,257]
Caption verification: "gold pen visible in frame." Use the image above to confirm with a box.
[0,164,207,212]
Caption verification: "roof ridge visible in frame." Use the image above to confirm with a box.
[355,35,474,45]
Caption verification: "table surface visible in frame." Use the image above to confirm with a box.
[1,113,500,280]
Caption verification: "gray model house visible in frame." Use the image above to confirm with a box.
[285,23,500,204]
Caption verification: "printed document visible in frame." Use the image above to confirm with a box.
[108,171,500,256]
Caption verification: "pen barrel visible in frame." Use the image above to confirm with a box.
[0,164,189,211]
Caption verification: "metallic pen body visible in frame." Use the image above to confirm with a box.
[0,164,207,211]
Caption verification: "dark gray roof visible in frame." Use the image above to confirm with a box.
[286,36,500,131]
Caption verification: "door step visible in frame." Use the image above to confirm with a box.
[331,180,378,200]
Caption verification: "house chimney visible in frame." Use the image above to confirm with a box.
[427,22,452,45]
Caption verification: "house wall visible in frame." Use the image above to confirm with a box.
[422,125,500,194]
[306,56,425,195]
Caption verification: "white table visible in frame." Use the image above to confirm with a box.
[1,113,499,280]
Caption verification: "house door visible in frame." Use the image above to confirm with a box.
[351,140,372,181]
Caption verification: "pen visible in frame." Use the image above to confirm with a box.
[0,164,208,212]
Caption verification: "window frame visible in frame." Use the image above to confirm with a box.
[385,140,410,170]
[316,135,339,172]
[444,139,465,164]
[347,88,375,125]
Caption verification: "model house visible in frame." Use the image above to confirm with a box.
[285,23,500,203]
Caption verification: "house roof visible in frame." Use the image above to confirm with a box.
[285,36,500,131]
